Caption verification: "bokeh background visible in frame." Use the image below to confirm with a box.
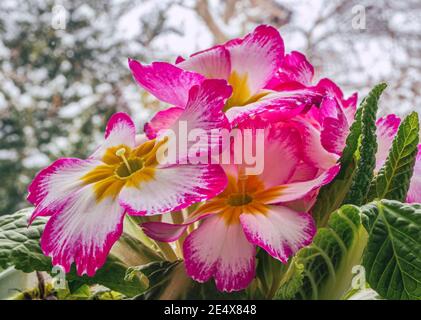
[0,0,420,215]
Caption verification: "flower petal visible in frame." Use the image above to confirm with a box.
[128,59,204,107]
[375,114,401,172]
[407,145,421,203]
[297,119,339,170]
[178,45,231,79]
[119,164,227,215]
[144,107,184,140]
[262,164,340,203]
[91,112,136,160]
[227,25,284,95]
[141,208,214,242]
[183,215,255,292]
[240,205,315,263]
[162,79,232,161]
[319,97,350,155]
[40,187,125,276]
[238,119,301,187]
[267,51,314,88]
[27,158,100,224]
[226,88,318,127]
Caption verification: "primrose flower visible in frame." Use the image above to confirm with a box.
[128,25,326,135]
[128,24,356,148]
[142,117,340,292]
[27,79,231,276]
[375,114,421,203]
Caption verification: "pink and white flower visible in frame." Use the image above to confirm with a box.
[27,79,231,276]
[142,117,340,292]
[129,26,328,134]
[375,114,421,203]
[129,26,357,157]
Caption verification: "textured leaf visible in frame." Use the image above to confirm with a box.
[0,208,51,272]
[132,260,247,300]
[367,112,419,202]
[0,208,159,297]
[294,205,368,300]
[343,83,387,206]
[361,200,421,300]
[275,261,304,300]
[312,105,363,227]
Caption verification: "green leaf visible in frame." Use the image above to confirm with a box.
[361,200,421,300]
[312,106,362,227]
[293,205,368,300]
[367,112,419,202]
[313,84,387,226]
[132,260,247,300]
[0,208,51,272]
[275,261,304,300]
[343,83,387,206]
[0,208,161,297]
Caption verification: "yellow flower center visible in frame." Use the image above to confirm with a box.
[81,138,167,202]
[224,71,269,111]
[191,173,278,225]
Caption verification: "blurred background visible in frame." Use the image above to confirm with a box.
[0,0,420,215]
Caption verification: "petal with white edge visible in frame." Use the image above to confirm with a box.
[91,112,136,160]
[298,120,339,170]
[375,114,401,172]
[407,145,421,203]
[277,51,314,86]
[183,214,256,292]
[27,158,101,224]
[226,89,317,127]
[178,45,231,80]
[240,205,315,263]
[162,79,232,162]
[227,25,284,95]
[119,164,227,216]
[141,207,216,242]
[144,107,184,140]
[261,164,340,204]
[40,186,125,276]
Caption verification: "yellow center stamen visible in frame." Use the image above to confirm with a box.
[115,148,132,174]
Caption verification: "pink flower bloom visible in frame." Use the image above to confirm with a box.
[129,25,356,147]
[27,79,231,276]
[375,114,421,203]
[142,117,340,292]
[130,26,317,132]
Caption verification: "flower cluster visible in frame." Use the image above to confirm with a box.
[28,25,421,292]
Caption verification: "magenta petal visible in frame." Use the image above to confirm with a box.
[226,88,320,127]
[164,79,232,161]
[227,25,284,94]
[240,205,315,263]
[104,112,135,139]
[144,107,184,139]
[40,189,125,276]
[142,211,213,242]
[128,59,204,107]
[375,114,401,172]
[298,120,339,170]
[178,45,231,79]
[407,145,421,203]
[91,112,137,159]
[183,215,256,292]
[319,97,350,155]
[266,164,341,204]
[268,51,314,88]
